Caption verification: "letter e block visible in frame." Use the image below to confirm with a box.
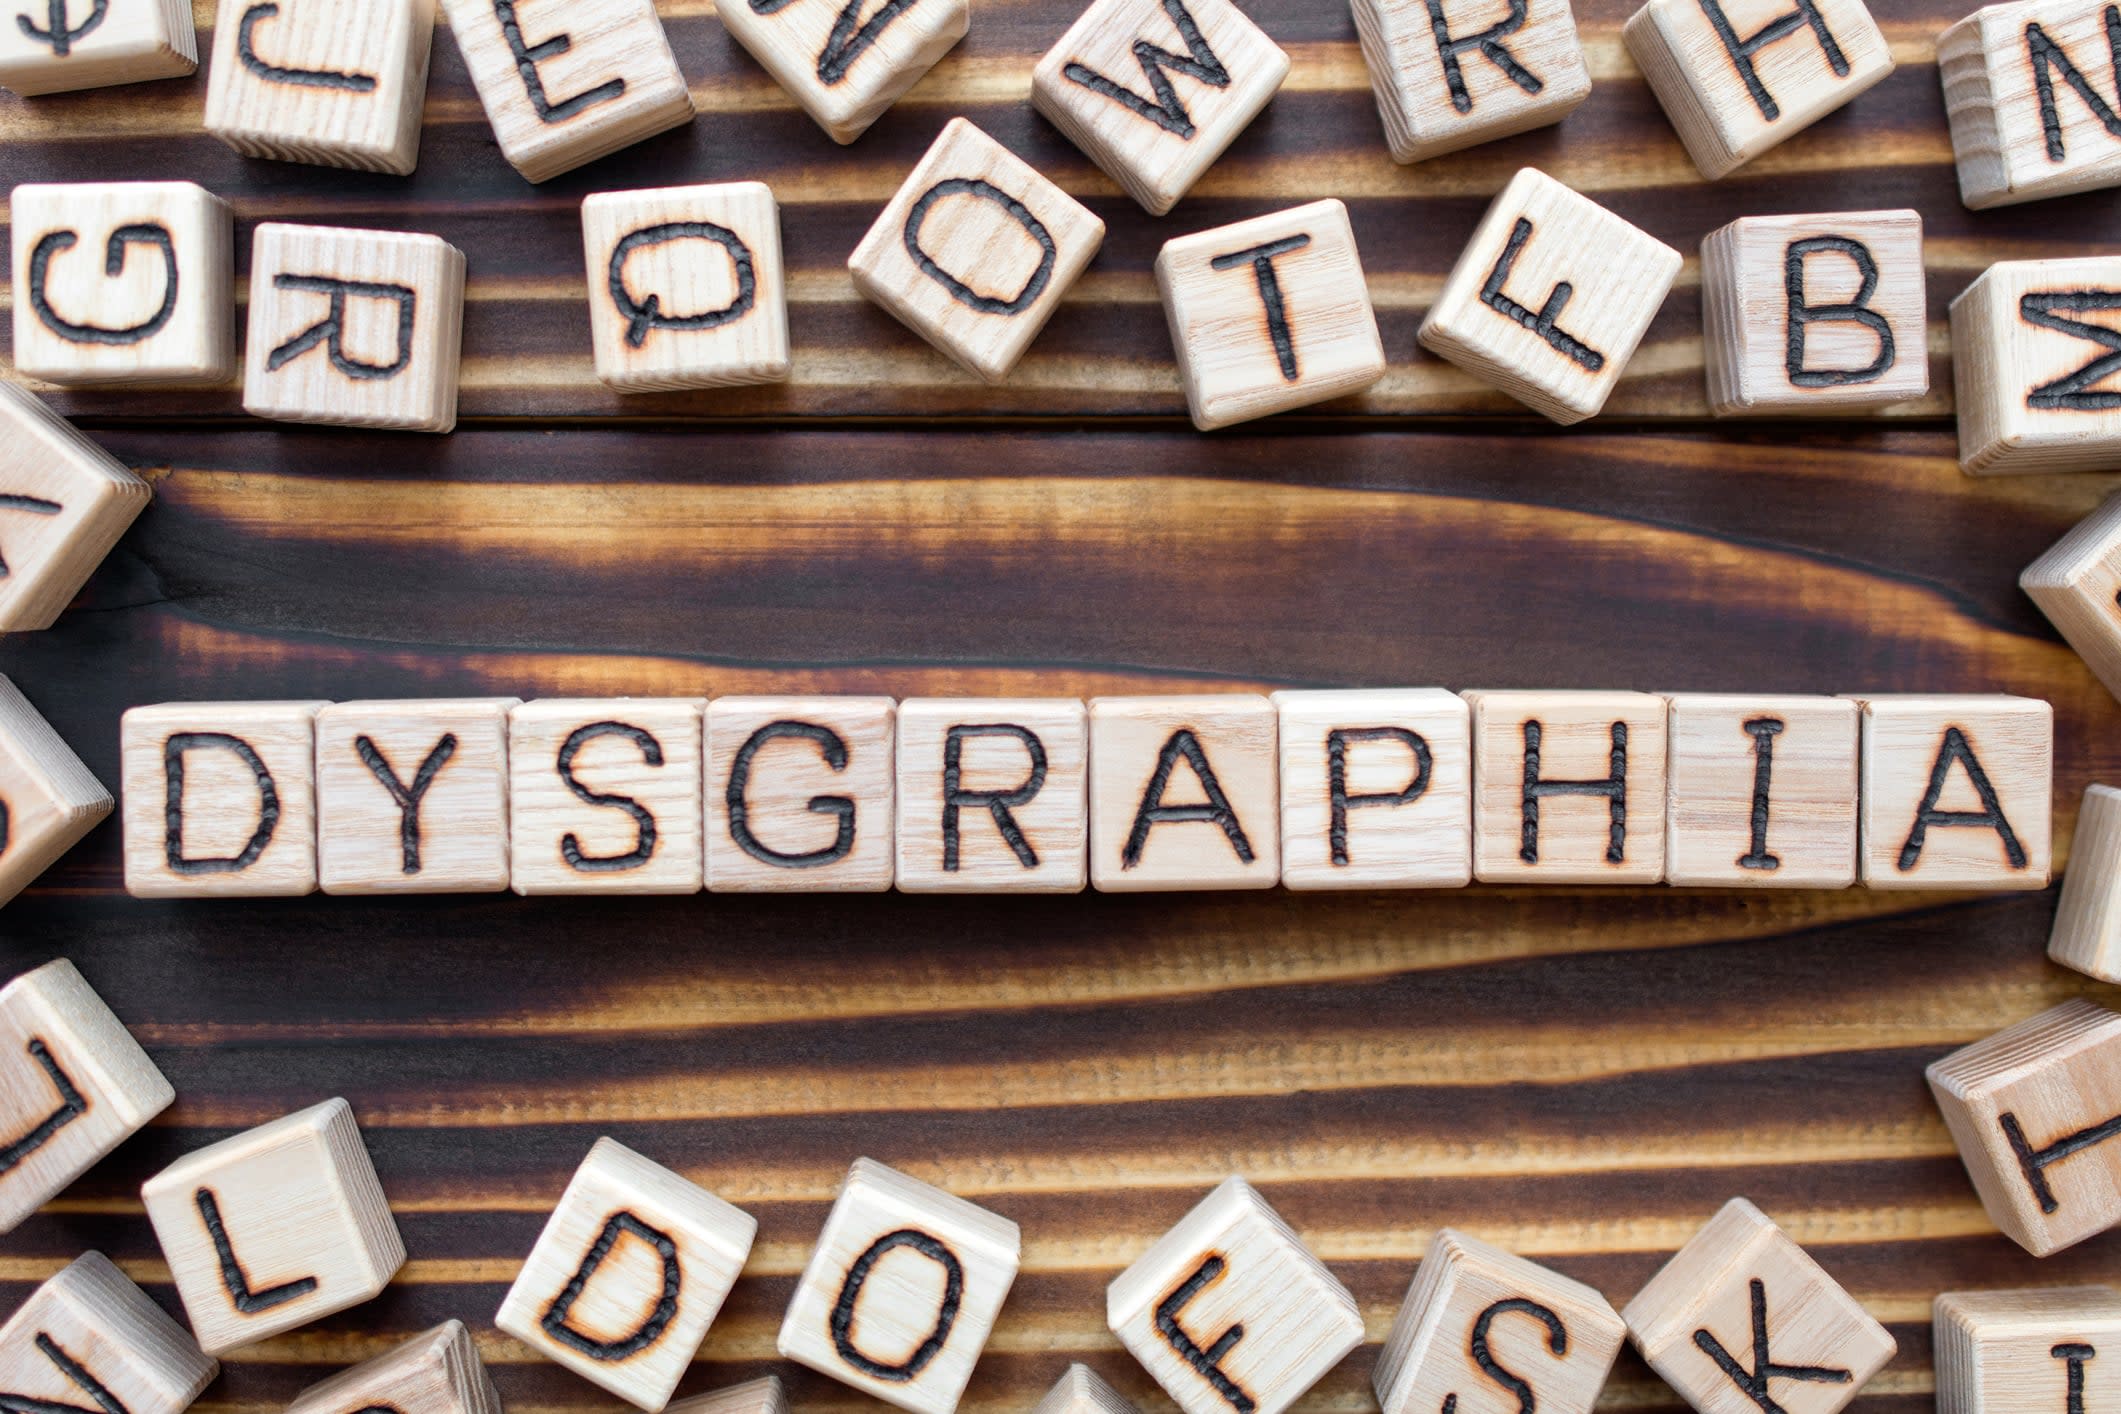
[1953,257,2121,474]
[120,701,328,898]
[2024,494,2121,704]
[1940,0,2121,208]
[0,1252,216,1414]
[1935,1286,2121,1414]
[1352,0,1591,162]
[285,1323,499,1414]
[2050,784,2121,981]
[509,699,705,896]
[706,697,895,892]
[1273,688,1471,889]
[0,0,195,96]
[1663,694,1856,888]
[0,677,112,907]
[1852,694,2051,889]
[1089,695,1278,891]
[316,698,518,895]
[895,697,1088,893]
[1033,1367,1138,1414]
[204,0,436,174]
[718,0,964,144]
[1467,690,1666,884]
[0,387,149,632]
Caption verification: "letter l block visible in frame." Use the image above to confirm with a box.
[121,701,328,897]
[0,1252,217,1414]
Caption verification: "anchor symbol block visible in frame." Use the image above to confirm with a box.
[0,0,194,97]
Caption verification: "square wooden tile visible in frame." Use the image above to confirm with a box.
[0,386,150,632]
[2024,493,2121,703]
[203,0,434,173]
[1935,1286,2121,1414]
[120,700,329,898]
[1852,693,2051,889]
[1954,257,2121,474]
[1273,688,1471,889]
[316,698,518,895]
[718,0,964,143]
[0,0,194,96]
[284,1322,499,1414]
[1467,689,1667,883]
[1033,1367,1138,1414]
[706,696,895,892]
[2051,783,2121,981]
[1941,0,2121,208]
[895,697,1088,893]
[1352,0,1591,162]
[0,1252,216,1414]
[509,699,705,896]
[0,675,113,907]
[1663,693,1857,888]
[1089,694,1278,891]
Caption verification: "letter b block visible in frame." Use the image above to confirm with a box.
[1853,694,2051,889]
[0,1252,217,1414]
[1935,1286,2121,1414]
[1953,257,2121,474]
[706,696,896,892]
[203,0,436,174]
[316,698,518,895]
[1352,0,1592,162]
[508,699,705,896]
[1467,689,1667,883]
[1941,0,2121,208]
[1089,695,1279,891]
[120,701,328,898]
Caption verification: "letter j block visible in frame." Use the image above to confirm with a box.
[120,701,328,898]
[1952,257,2121,474]
[203,0,437,174]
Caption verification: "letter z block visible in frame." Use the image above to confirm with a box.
[1273,688,1472,889]
[2024,494,2121,705]
[0,1252,217,1414]
[1351,0,1591,162]
[285,1322,501,1414]
[1940,0,2121,208]
[718,0,965,144]
[2050,783,2121,981]
[316,699,519,895]
[1852,694,2052,889]
[0,386,150,632]
[895,697,1089,893]
[0,676,113,906]
[1663,693,1857,888]
[509,699,705,896]
[1089,695,1279,891]
[1953,257,2121,474]
[1466,689,1667,884]
[705,696,896,892]
[1935,1286,2121,1414]
[204,0,437,174]
[120,701,328,898]
[0,0,194,96]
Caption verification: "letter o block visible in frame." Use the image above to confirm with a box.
[120,701,328,898]
[203,0,435,174]
[1089,695,1279,891]
[508,699,705,896]
[0,675,114,906]
[1953,257,2121,474]
[1853,694,2051,889]
[1934,1286,2121,1414]
[0,1252,217,1414]
[285,1323,500,1414]
[1466,689,1668,884]
[717,0,966,144]
[0,0,195,96]
[315,698,519,895]
[1352,0,1591,162]
[1941,0,2121,209]
[706,697,896,892]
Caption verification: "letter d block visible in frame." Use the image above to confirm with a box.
[204,0,436,174]
[1853,694,2051,889]
[706,697,896,892]
[120,701,328,898]
[717,0,965,145]
[1466,690,1667,884]
[895,698,1089,893]
[0,386,150,632]
[0,1252,216,1414]
[0,676,113,907]
[1089,695,1279,891]
[1273,688,1471,889]
[1935,1286,2121,1414]
[0,0,195,96]
[1953,257,2121,474]
[1352,0,1591,163]
[509,699,705,896]
[497,1139,756,1412]
[1941,0,2121,208]
[316,699,519,895]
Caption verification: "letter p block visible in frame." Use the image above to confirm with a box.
[121,701,329,897]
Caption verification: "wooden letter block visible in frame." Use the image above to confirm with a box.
[1157,200,1385,430]
[1935,1286,2121,1414]
[1621,1198,1895,1414]
[850,118,1106,383]
[0,677,112,907]
[1853,694,2051,889]
[120,701,327,898]
[0,0,193,96]
[1351,0,1591,162]
[1089,695,1278,891]
[285,1322,499,1414]
[0,1252,216,1414]
[0,387,149,632]
[1700,209,1928,415]
[718,0,964,144]
[1467,690,1667,884]
[1623,0,1892,179]
[1032,0,1288,215]
[11,182,234,386]
[509,699,704,896]
[1941,0,2121,208]
[1108,1176,1363,1414]
[1953,257,2121,475]
[2024,494,2121,702]
[582,183,791,392]
[1273,688,1471,889]
[0,959,171,1234]
[1034,1366,1139,1414]
[496,1138,756,1411]
[706,696,895,892]
[2051,784,2121,981]
[777,1158,1021,1414]
[1663,693,1857,888]
[204,0,435,174]
[316,698,518,895]
[668,1378,786,1414]
[141,1097,406,1355]
[1418,169,1680,424]
[1928,999,2121,1256]
[1374,1230,1625,1414]
[894,697,1088,893]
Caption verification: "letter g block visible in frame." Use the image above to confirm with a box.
[121,701,330,898]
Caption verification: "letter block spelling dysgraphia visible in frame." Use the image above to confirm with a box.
[2051,784,2121,982]
[1467,689,1668,884]
[0,388,150,633]
[0,0,194,96]
[204,0,435,174]
[0,677,113,907]
[509,699,705,896]
[2025,494,2121,705]
[718,0,965,145]
[316,698,518,895]
[1940,0,2121,208]
[1935,1286,2121,1414]
[1273,689,1472,889]
[1352,0,1592,162]
[895,698,1089,893]
[707,696,896,891]
[1664,693,1858,888]
[1853,693,2051,889]
[285,1323,500,1414]
[1089,695,1279,891]
[0,1252,216,1414]
[1954,257,2121,474]
[121,701,329,898]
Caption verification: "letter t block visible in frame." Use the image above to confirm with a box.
[1934,1286,2121,1414]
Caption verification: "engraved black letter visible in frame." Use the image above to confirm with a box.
[1326,726,1431,867]
[15,0,105,56]
[904,180,1057,316]
[1440,1298,1568,1414]
[0,1040,87,1177]
[0,1332,127,1414]
[1425,0,1542,113]
[1211,235,1312,381]
[1062,0,1228,136]
[749,0,922,85]
[608,223,757,349]
[1896,725,2027,872]
[557,722,661,873]
[267,275,416,381]
[1738,716,1783,872]
[831,1230,962,1379]
[355,733,457,875]
[2022,290,2121,409]
[540,1211,680,1359]
[1519,719,1626,864]
[1784,237,1893,387]
[1696,0,1849,121]
[1155,1254,1253,1413]
[1481,219,1603,370]
[0,494,64,580]
[163,732,279,876]
[237,3,378,89]
[2055,1342,2096,1414]
[1692,1279,1850,1413]
[28,226,178,347]
[2028,8,2121,161]
[493,0,624,121]
[1999,1108,2121,1214]
[1123,729,1255,868]
[196,1188,318,1314]
[727,721,856,868]
[942,723,1046,871]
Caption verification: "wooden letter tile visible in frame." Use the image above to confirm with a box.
[141,1097,406,1355]
[894,697,1088,893]
[2025,494,2121,702]
[1935,1286,2121,1414]
[316,698,518,895]
[1089,695,1278,891]
[1467,690,1667,884]
[285,1322,499,1414]
[705,696,895,892]
[1273,688,1471,889]
[496,1138,756,1411]
[1941,0,2121,208]
[1954,257,2121,474]
[1032,0,1288,216]
[581,183,791,392]
[509,699,705,896]
[777,1157,1021,1414]
[1663,693,1856,888]
[1351,0,1591,162]
[0,387,149,632]
[850,118,1106,384]
[0,677,111,907]
[1853,694,2052,888]
[1621,1198,1895,1414]
[1033,1366,1139,1414]
[667,1377,786,1414]
[204,0,435,174]
[718,0,964,144]
[0,0,193,96]
[1157,199,1385,430]
[2051,784,2121,981]
[1418,169,1681,424]
[0,1252,216,1414]
[120,701,328,898]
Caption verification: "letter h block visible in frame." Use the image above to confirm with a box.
[1935,1286,2121,1414]
[1852,694,2051,889]
[706,697,896,892]
[1952,257,2121,474]
[0,0,195,96]
[285,1323,501,1414]
[316,699,519,895]
[1351,0,1592,162]
[1466,690,1667,884]
[894,698,1089,893]
[120,701,329,898]
[509,699,705,895]
[718,0,966,144]
[203,0,437,174]
[0,675,114,906]
[1941,0,2121,208]
[1089,695,1279,891]
[0,1252,217,1414]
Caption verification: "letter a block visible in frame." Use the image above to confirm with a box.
[777,1158,1021,1414]
[316,698,518,895]
[142,1097,406,1356]
[0,1252,217,1414]
[1663,694,1857,888]
[497,1139,756,1411]
[2024,494,2121,704]
[1466,690,1667,884]
[1941,0,2121,208]
[204,0,436,174]
[706,696,896,892]
[1853,694,2052,889]
[0,388,149,633]
[1953,257,2121,474]
[1352,0,1591,162]
[2050,784,2121,981]
[1935,1286,2121,1414]
[0,0,194,96]
[895,698,1089,893]
[509,699,705,896]
[120,701,328,898]
[718,0,965,144]
[0,676,113,906]
[286,1324,498,1414]
[1273,688,1472,889]
[1089,695,1279,891]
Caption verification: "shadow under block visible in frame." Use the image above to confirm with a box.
[1928,999,2121,1257]
[1663,693,1857,888]
[1107,1176,1363,1414]
[0,960,172,1234]
[1935,1286,2121,1414]
[1621,1198,1895,1414]
[1954,257,2121,474]
[242,223,466,433]
[508,699,705,896]
[1034,1367,1140,1414]
[850,118,1106,384]
[1941,0,2121,208]
[0,0,194,95]
[140,1097,406,1355]
[2052,784,2121,981]
[717,0,964,144]
[0,389,148,632]
[0,1252,217,1414]
[0,678,112,906]
[203,0,435,173]
[1088,695,1279,891]
[894,697,1088,893]
[10,182,234,386]
[1466,689,1668,884]
[1418,169,1681,425]
[1273,688,1472,889]
[777,1158,1021,1414]
[2025,494,2121,704]
[1032,0,1289,215]
[1157,199,1386,430]
[705,696,896,891]
[1351,0,1591,162]
[120,701,328,898]
[286,1322,500,1414]
[315,698,517,895]
[496,1138,756,1411]
[1700,209,1928,415]
[581,183,791,392]
[1853,693,2052,889]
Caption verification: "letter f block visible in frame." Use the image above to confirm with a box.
[121,701,330,897]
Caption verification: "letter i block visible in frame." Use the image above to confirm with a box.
[777,1158,1021,1414]
[1034,1367,1139,1414]
[895,698,1089,893]
[1663,694,1857,888]
[204,0,436,174]
[1272,689,1471,889]
[286,1323,501,1414]
[850,118,1106,384]
[705,697,896,892]
[0,1252,217,1414]
[2051,784,2121,981]
[718,0,965,144]
[1089,695,1279,891]
[1852,694,2051,889]
[0,0,194,96]
[120,701,329,898]
[1941,0,2121,208]
[141,1097,406,1356]
[508,699,705,896]
[2025,495,2121,705]
[1935,1287,2121,1414]
[0,677,112,907]
[1351,0,1591,163]
[1953,257,2121,474]
[0,387,150,633]
[497,1139,756,1411]
[1465,690,1667,884]
[315,699,519,895]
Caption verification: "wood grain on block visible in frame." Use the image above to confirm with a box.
[666,1377,785,1414]
[705,696,895,892]
[1157,199,1385,430]
[717,0,963,144]
[1374,1229,1624,1414]
[496,1138,756,1411]
[285,1322,500,1414]
[0,1252,216,1414]
[0,676,112,907]
[508,699,704,896]
[1466,689,1667,884]
[1273,688,1470,889]
[776,1157,1021,1414]
[1852,693,2052,889]
[1927,1000,2121,1257]
[1032,1366,1139,1414]
[1107,1176,1363,1414]
[315,698,517,895]
[243,224,465,433]
[10,182,234,387]
[140,1097,405,1355]
[0,0,193,95]
[895,697,1087,893]
[1418,169,1681,425]
[1032,0,1288,215]
[2052,784,2121,981]
[203,0,435,173]
[0,960,171,1234]
[1941,0,2121,208]
[120,701,328,898]
[1351,0,1590,162]
[1700,209,1928,416]
[1663,693,1857,888]
[2024,494,2121,703]
[581,183,791,393]
[1088,695,1278,891]
[849,118,1106,384]
[1953,257,2121,474]
[1621,1198,1895,1414]
[0,385,150,632]
[1935,1286,2121,1414]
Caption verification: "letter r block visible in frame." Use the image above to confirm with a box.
[1941,0,2121,208]
[316,698,519,895]
[717,0,966,144]
[1273,688,1472,889]
[0,675,114,906]
[894,697,1089,893]
[0,0,195,96]
[0,388,150,633]
[120,701,329,898]
[0,1252,217,1414]
[1952,257,2121,474]
[1351,0,1591,162]
[1934,1286,2121,1414]
[1089,695,1279,891]
[705,696,896,892]
[203,0,437,174]
[1466,689,1667,884]
[1852,694,2052,889]
[508,699,705,896]
[285,1323,501,1414]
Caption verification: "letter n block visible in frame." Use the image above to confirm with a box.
[1466,690,1667,884]
[895,697,1089,893]
[316,698,519,895]
[1852,694,2051,889]
[1941,0,2121,208]
[509,699,705,896]
[777,1158,1021,1414]
[1953,257,2121,474]
[706,696,896,892]
[1089,695,1278,891]
[0,0,194,96]
[0,387,149,632]
[718,0,965,144]
[120,701,328,898]
[286,1323,500,1414]
[1272,688,1471,889]
[0,1252,216,1414]
[497,1139,756,1411]
[1663,694,1857,888]
[2025,495,2121,704]
[203,0,436,174]
[2050,784,2121,981]
[1351,0,1591,162]
[0,676,113,906]
[1935,1286,2121,1414]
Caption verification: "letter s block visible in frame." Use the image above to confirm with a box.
[0,1252,216,1414]
[718,0,965,144]
[1089,695,1279,891]
[1941,0,2121,208]
[1934,1286,2121,1414]
[0,388,150,633]
[285,1323,500,1414]
[1952,257,2121,474]
[0,0,195,97]
[509,699,705,895]
[1465,689,1667,884]
[120,701,329,898]
[1352,0,1591,163]
[706,696,896,892]
[203,0,436,174]
[1852,694,2052,889]
[0,675,113,906]
[316,698,519,895]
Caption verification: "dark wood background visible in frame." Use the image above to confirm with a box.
[3,0,2121,1410]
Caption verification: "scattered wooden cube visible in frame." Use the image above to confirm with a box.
[2025,494,2121,703]
[509,699,705,896]
[1853,694,2052,889]
[1663,693,1857,888]
[1701,209,1929,415]
[581,183,791,392]
[1158,199,1385,430]
[1088,695,1279,891]
[285,1322,500,1414]
[203,0,436,174]
[315,698,518,895]
[496,1138,757,1411]
[1621,1198,1895,1414]
[2051,784,2121,981]
[706,696,896,892]
[1941,0,2121,208]
[0,0,195,96]
[0,1252,217,1414]
[1273,688,1471,889]
[718,0,963,144]
[895,697,1088,892]
[1351,0,1591,162]
[1935,1286,2121,1414]
[777,1157,1021,1414]
[119,700,328,898]
[0,386,150,632]
[1032,0,1288,215]
[0,676,113,907]
[1034,1366,1139,1414]
[1418,169,1681,424]
[141,1096,406,1355]
[850,118,1106,383]
[1108,1176,1363,1414]
[1466,689,1667,884]
[243,223,466,433]
[1953,257,2121,474]
[668,1377,787,1414]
